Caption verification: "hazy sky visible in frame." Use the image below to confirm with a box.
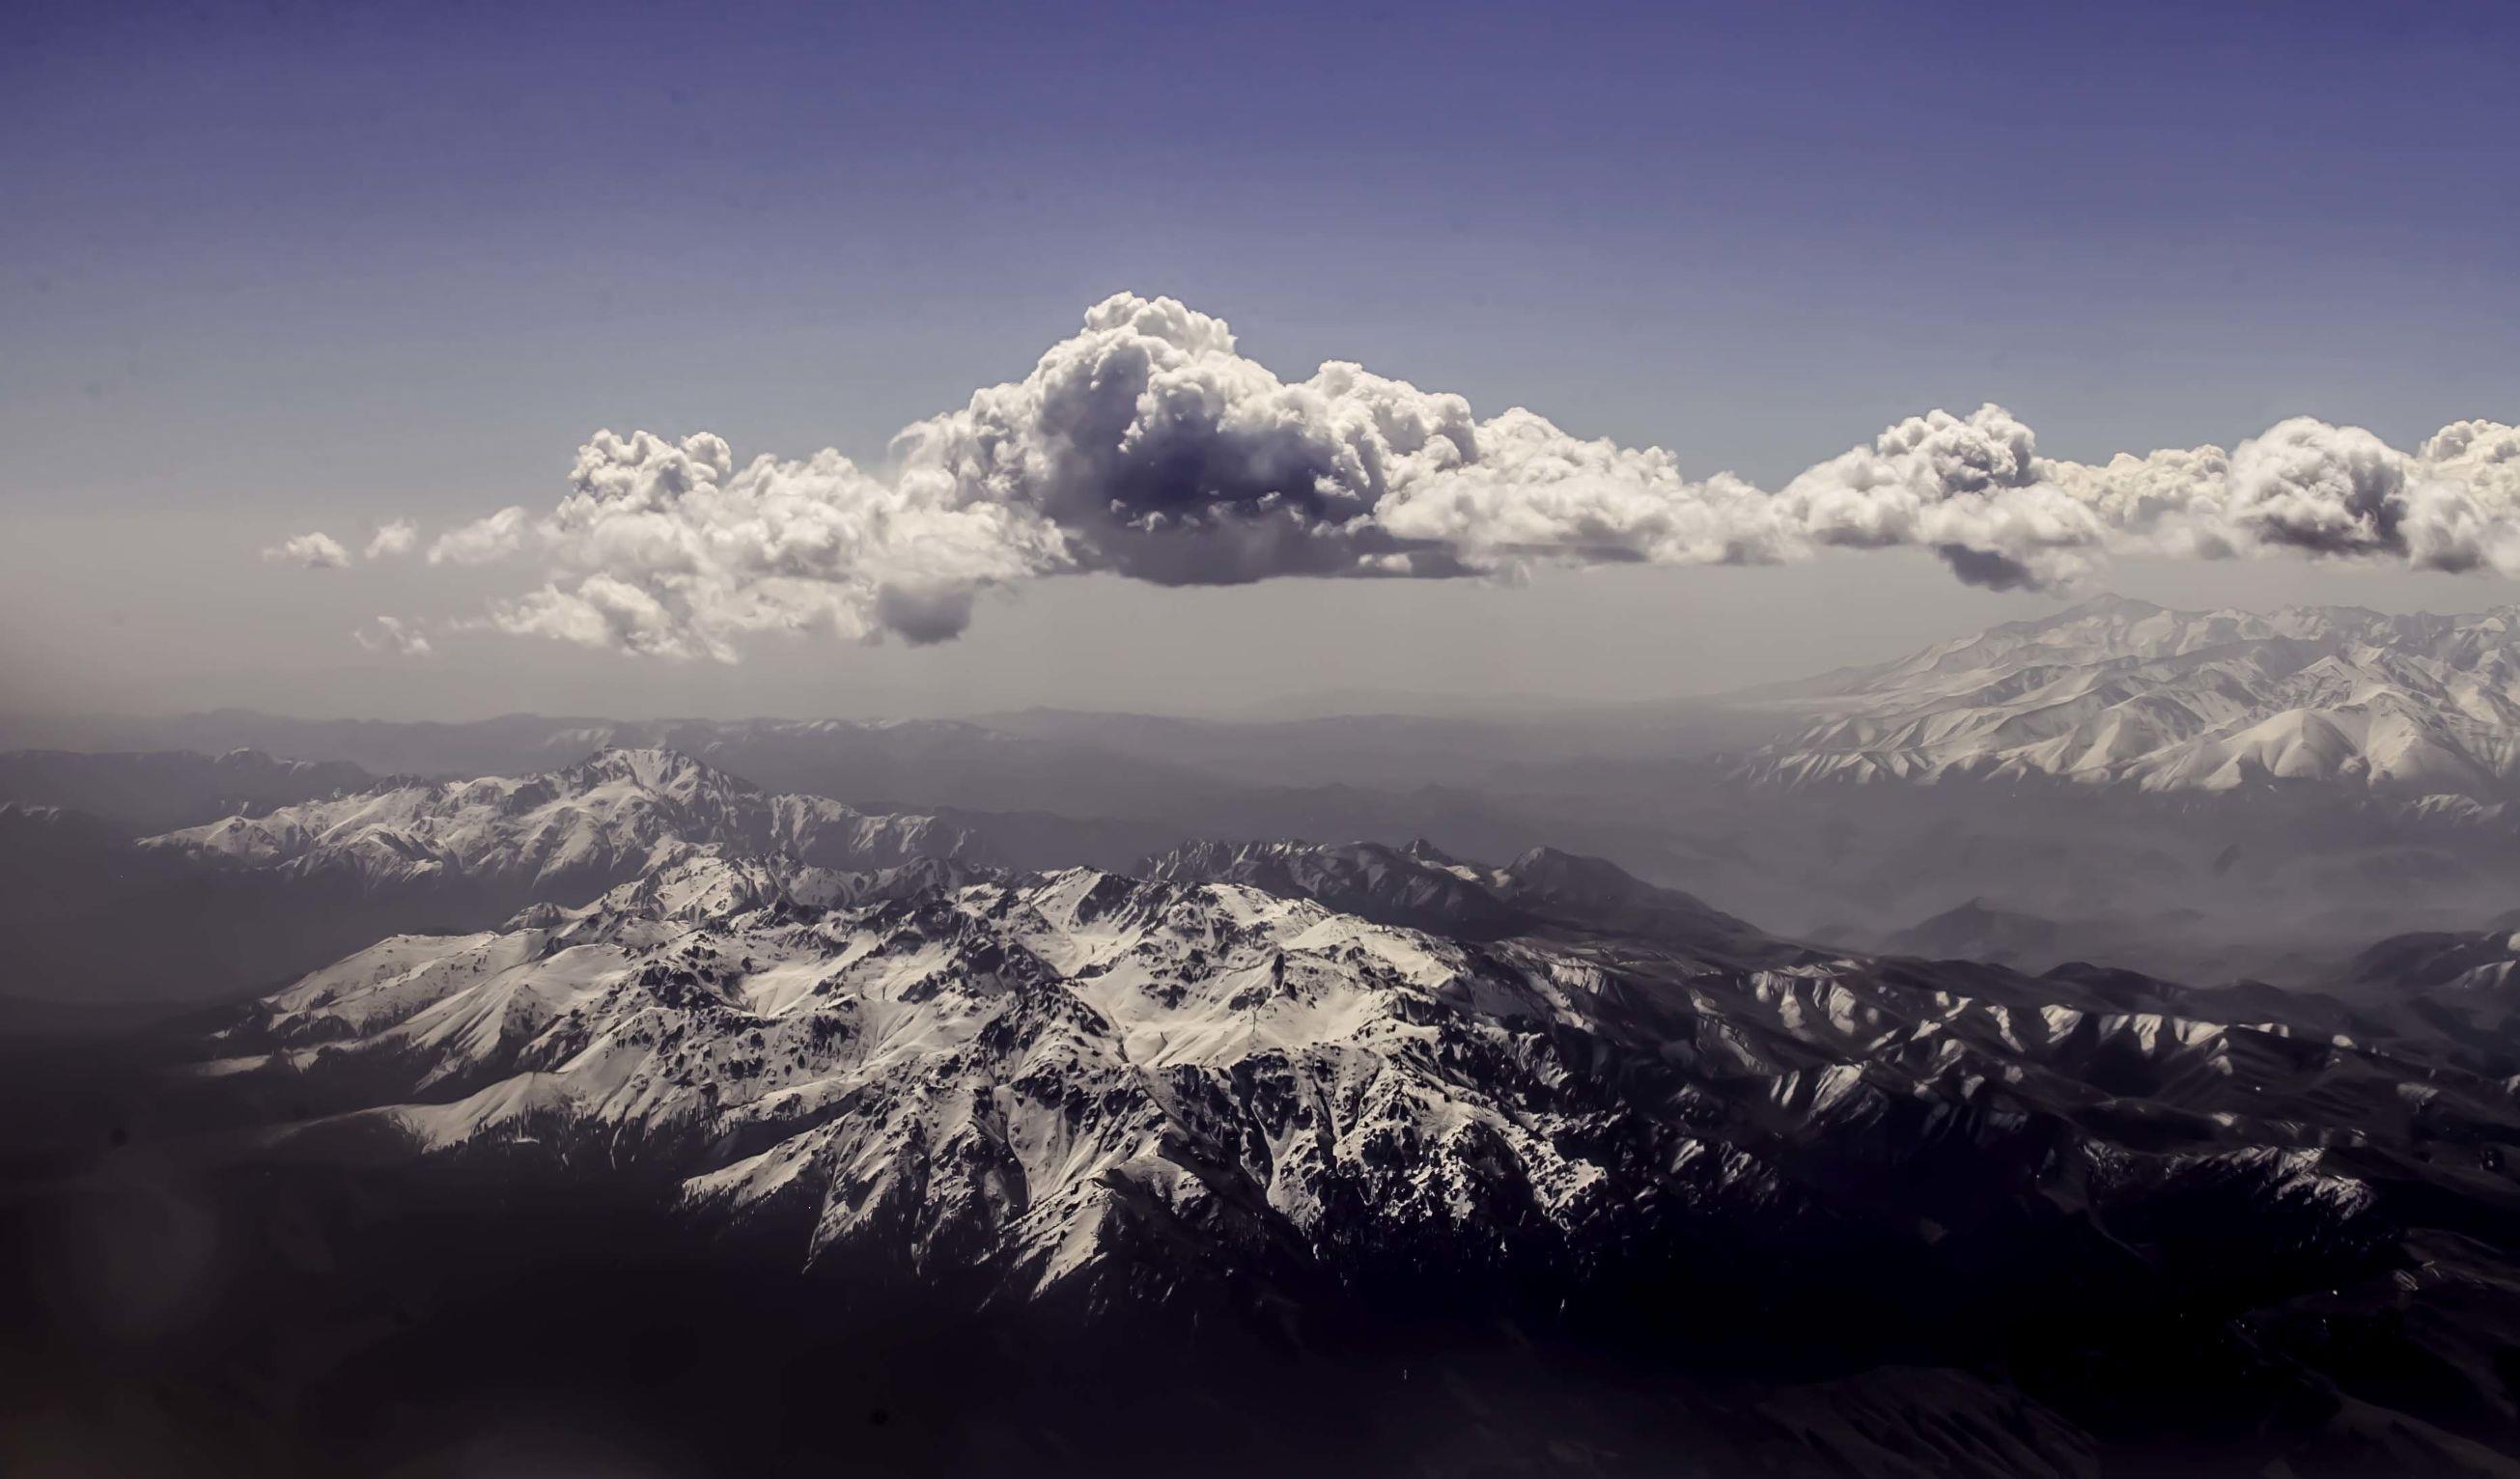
[5,0,2516,721]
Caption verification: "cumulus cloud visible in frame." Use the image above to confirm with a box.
[1774,405,2110,590]
[264,531,350,570]
[427,506,534,566]
[364,518,419,560]
[2048,416,2520,576]
[387,293,2519,658]
[351,615,434,657]
[490,573,697,658]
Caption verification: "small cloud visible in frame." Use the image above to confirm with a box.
[426,507,532,566]
[264,532,350,570]
[351,615,434,657]
[365,518,419,560]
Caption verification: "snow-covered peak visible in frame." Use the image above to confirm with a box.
[560,745,746,796]
[141,748,994,894]
[1745,599,2520,796]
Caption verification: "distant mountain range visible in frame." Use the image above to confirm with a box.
[13,598,2520,1006]
[26,597,2520,819]
[0,750,997,1004]
[0,746,376,834]
[144,747,991,892]
[1745,596,2520,796]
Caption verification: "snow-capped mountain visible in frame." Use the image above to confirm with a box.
[203,830,2520,1336]
[225,850,1701,1297]
[59,710,1230,821]
[1743,596,2520,795]
[144,747,992,893]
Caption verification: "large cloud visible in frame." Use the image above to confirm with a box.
[380,293,2515,658]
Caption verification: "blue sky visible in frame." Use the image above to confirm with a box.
[4,0,2516,719]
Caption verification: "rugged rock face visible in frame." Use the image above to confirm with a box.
[203,840,2520,1385]
[1745,596,2520,796]
[222,851,1728,1297]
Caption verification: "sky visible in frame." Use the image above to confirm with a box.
[3,0,2516,721]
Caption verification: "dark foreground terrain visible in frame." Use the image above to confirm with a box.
[8,976,2520,1479]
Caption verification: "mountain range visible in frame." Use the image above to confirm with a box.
[0,749,994,1005]
[1746,596,2520,796]
[25,598,2520,814]
[144,746,990,893]
[16,598,2520,1002]
[127,749,2520,1463]
[9,736,2520,1470]
[0,747,377,834]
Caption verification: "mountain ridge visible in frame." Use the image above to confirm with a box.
[1743,596,2520,797]
[143,746,995,893]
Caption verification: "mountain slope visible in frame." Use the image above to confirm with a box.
[1746,596,2520,796]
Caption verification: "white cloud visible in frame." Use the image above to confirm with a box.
[427,506,534,566]
[488,573,712,659]
[351,615,434,657]
[364,518,419,560]
[263,531,350,570]
[2048,416,2520,574]
[388,293,2520,658]
[1774,405,2109,590]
